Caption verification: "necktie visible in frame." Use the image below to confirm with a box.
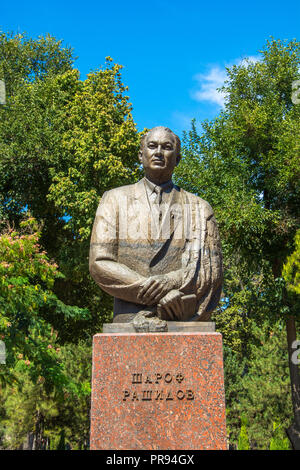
[149,181,174,240]
[154,186,163,205]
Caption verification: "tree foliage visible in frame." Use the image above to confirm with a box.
[0,217,89,390]
[0,32,139,449]
[1,31,299,449]
[48,57,140,241]
[177,39,300,273]
[175,38,300,448]
[283,229,300,295]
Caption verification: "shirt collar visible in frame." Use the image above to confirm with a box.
[144,177,174,194]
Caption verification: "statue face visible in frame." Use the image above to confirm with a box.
[139,128,180,183]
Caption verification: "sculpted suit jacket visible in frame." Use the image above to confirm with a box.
[89,178,223,321]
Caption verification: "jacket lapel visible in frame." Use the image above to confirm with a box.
[150,186,186,260]
[129,180,187,255]
[131,179,152,244]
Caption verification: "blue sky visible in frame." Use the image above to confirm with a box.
[1,0,299,137]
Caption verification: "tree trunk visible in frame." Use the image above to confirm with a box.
[32,410,45,450]
[286,315,300,449]
[23,432,34,450]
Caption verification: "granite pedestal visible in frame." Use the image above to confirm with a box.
[90,323,227,450]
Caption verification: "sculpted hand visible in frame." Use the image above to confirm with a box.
[137,275,174,305]
[157,290,184,321]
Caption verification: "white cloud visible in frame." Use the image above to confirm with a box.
[192,55,260,108]
[192,66,227,107]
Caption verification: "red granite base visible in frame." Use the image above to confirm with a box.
[90,332,227,450]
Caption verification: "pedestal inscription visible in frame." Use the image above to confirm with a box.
[90,332,227,450]
[122,372,194,402]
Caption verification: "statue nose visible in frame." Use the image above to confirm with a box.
[154,145,163,155]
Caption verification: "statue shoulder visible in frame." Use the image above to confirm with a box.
[100,181,139,201]
[180,188,214,217]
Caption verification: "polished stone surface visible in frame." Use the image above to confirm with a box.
[90,332,227,450]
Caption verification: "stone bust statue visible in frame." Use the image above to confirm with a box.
[89,126,223,331]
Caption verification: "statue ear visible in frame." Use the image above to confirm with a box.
[176,154,181,166]
[138,150,143,164]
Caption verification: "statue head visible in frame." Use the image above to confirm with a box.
[138,126,181,184]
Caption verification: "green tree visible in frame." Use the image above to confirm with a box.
[176,38,300,448]
[238,322,292,449]
[237,415,250,450]
[0,34,84,342]
[1,368,59,449]
[283,229,300,295]
[47,57,140,329]
[46,340,92,450]
[0,32,75,227]
[0,339,92,449]
[0,32,140,446]
[270,422,290,450]
[48,57,140,242]
[0,216,92,449]
[223,345,246,447]
[223,321,292,449]
[0,33,140,335]
[0,32,74,95]
[0,216,89,390]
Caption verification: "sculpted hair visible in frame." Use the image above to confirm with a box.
[139,127,181,156]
